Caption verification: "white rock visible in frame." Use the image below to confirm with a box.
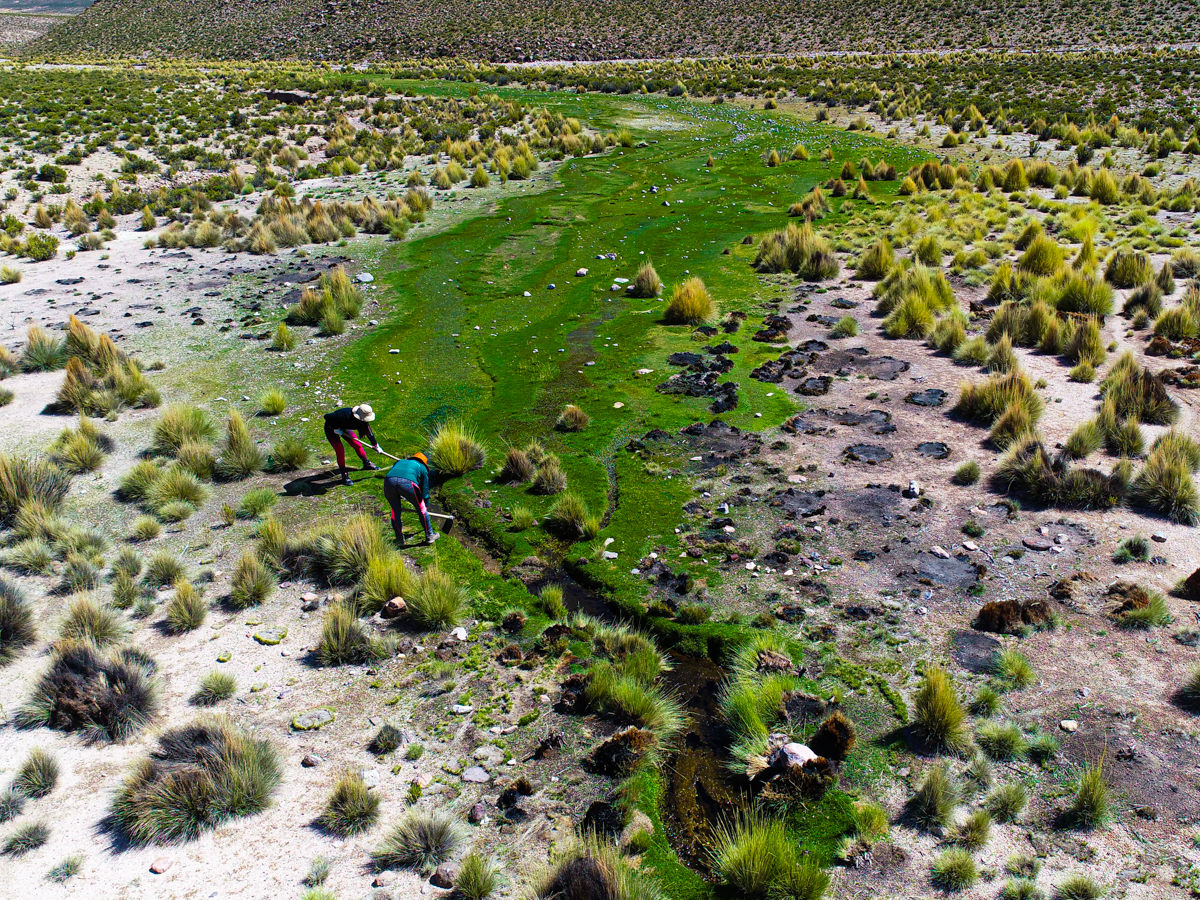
[450,626,469,641]
[357,272,374,283]
[962,541,979,552]
[1060,719,1079,733]
[930,546,951,559]
[576,268,588,276]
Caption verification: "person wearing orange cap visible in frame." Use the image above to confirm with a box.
[383,452,437,545]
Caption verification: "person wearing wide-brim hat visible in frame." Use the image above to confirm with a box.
[323,404,381,486]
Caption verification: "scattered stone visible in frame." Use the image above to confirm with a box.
[950,630,1001,673]
[431,863,459,888]
[929,545,951,560]
[451,704,474,715]
[254,626,287,645]
[461,766,490,783]
[576,268,588,276]
[468,802,488,824]
[902,480,921,499]
[906,388,948,407]
[1023,536,1054,552]
[916,441,951,459]
[450,626,469,641]
[381,597,407,619]
[301,753,322,767]
[1060,720,1079,733]
[844,444,892,464]
[1151,533,1167,543]
[150,857,173,874]
[292,708,336,731]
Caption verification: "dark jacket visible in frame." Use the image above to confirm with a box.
[324,407,377,444]
[386,458,430,500]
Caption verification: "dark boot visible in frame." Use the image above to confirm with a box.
[363,460,380,471]
[339,471,353,486]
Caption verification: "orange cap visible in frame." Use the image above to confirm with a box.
[412,452,429,467]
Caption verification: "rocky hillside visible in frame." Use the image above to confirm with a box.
[30,0,1200,60]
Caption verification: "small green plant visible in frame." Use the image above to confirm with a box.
[829,316,859,337]
[455,848,503,900]
[950,808,992,850]
[910,764,957,829]
[319,770,381,836]
[258,389,286,416]
[1068,761,1109,828]
[191,670,236,705]
[931,847,978,891]
[952,461,981,485]
[986,782,1028,822]
[14,747,59,798]
[1055,874,1105,900]
[58,595,126,647]
[912,666,969,754]
[993,648,1035,689]
[237,488,278,519]
[372,808,466,874]
[164,581,206,634]
[3,821,49,856]
[46,854,84,882]
[1113,535,1150,563]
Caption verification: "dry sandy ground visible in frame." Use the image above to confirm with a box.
[0,164,579,900]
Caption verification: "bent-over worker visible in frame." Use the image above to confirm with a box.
[324,404,381,486]
[383,452,437,545]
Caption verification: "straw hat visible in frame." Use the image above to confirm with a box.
[352,404,375,422]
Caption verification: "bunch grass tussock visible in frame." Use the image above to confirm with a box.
[0,576,36,665]
[17,641,158,742]
[111,716,281,844]
[531,833,663,900]
[664,276,715,324]
[912,666,969,754]
[711,813,829,900]
[372,808,466,874]
[428,420,486,476]
[317,600,390,665]
[318,769,381,836]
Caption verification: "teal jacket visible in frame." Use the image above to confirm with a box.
[386,458,430,500]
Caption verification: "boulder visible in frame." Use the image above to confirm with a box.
[380,597,407,619]
[1184,567,1200,603]
[431,863,458,888]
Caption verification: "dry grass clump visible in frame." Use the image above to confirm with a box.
[912,666,969,754]
[286,266,364,328]
[428,420,486,476]
[1067,761,1109,828]
[164,581,207,634]
[358,552,417,614]
[754,221,839,280]
[631,261,662,298]
[145,550,185,587]
[0,454,71,524]
[664,277,715,324]
[287,513,385,585]
[874,264,956,338]
[556,404,590,432]
[48,418,110,474]
[17,641,158,741]
[953,370,1043,427]
[1129,438,1200,524]
[532,458,568,494]
[317,600,390,665]
[318,770,381,837]
[111,717,280,844]
[270,436,310,471]
[986,782,1028,823]
[1105,249,1154,288]
[855,238,894,280]
[498,447,536,483]
[531,834,662,900]
[932,848,978,891]
[546,492,600,541]
[1100,352,1176,425]
[1064,317,1106,366]
[151,404,217,457]
[996,439,1123,510]
[230,550,276,609]
[408,567,469,630]
[0,577,36,665]
[216,409,264,481]
[3,821,49,856]
[20,325,66,372]
[372,808,466,874]
[58,595,126,646]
